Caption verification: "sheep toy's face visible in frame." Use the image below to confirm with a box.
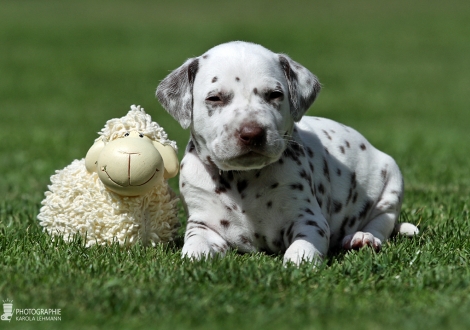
[85,131,178,196]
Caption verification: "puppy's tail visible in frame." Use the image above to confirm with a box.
[393,222,419,237]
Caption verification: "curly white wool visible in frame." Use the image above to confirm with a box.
[97,104,177,150]
[37,106,180,246]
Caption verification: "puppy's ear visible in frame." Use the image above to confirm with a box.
[279,55,321,121]
[156,58,199,129]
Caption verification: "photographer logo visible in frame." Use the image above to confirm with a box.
[1,299,61,322]
[2,299,13,322]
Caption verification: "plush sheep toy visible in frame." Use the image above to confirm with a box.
[38,105,181,246]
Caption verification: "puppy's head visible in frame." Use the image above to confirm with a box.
[157,41,320,171]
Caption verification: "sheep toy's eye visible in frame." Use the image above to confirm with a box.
[124,132,130,137]
[139,133,144,138]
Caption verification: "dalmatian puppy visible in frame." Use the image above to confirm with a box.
[156,41,418,265]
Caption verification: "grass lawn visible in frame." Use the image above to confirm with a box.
[1,0,469,329]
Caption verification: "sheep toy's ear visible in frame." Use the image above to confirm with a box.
[152,141,179,179]
[85,139,106,173]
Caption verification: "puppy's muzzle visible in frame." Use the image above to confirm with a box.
[237,123,266,148]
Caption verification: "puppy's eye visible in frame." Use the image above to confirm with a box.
[206,95,222,103]
[269,91,284,101]
[139,133,144,138]
[205,92,233,106]
[124,132,130,137]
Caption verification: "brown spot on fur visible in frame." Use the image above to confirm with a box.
[322,130,332,140]
[333,200,343,213]
[215,175,231,194]
[309,162,314,172]
[323,158,330,182]
[305,220,319,228]
[348,216,357,228]
[352,192,358,204]
[237,180,248,194]
[290,183,304,191]
[188,140,196,153]
[240,235,250,244]
[318,183,325,195]
[359,200,373,218]
[220,219,230,228]
[381,169,387,180]
[307,147,314,158]
[305,208,314,215]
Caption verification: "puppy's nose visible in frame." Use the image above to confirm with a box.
[237,124,266,146]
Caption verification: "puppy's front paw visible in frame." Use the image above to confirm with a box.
[342,231,382,252]
[283,240,324,267]
[182,238,216,260]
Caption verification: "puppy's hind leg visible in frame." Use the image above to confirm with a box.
[342,211,397,252]
[341,210,418,252]
[342,166,417,252]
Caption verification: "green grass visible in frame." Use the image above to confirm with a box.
[1,0,469,329]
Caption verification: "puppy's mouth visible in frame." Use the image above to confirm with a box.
[208,129,290,171]
[215,150,281,171]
